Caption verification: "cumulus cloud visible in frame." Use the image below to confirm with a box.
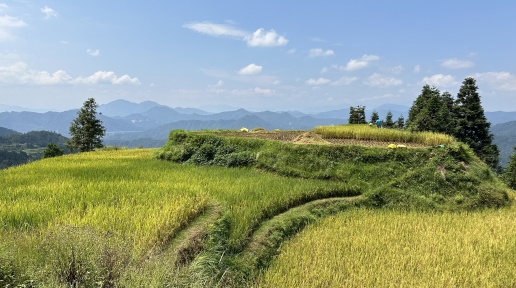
[472,71,516,91]
[238,63,262,75]
[87,49,100,57]
[41,6,58,19]
[0,62,71,84]
[184,22,288,47]
[441,58,474,69]
[0,15,27,41]
[332,76,358,86]
[422,74,457,87]
[254,87,274,95]
[0,62,139,85]
[334,54,380,71]
[246,28,288,47]
[74,71,140,85]
[306,77,330,86]
[309,48,334,57]
[364,73,402,87]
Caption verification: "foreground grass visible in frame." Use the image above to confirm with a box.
[259,205,516,287]
[0,149,354,285]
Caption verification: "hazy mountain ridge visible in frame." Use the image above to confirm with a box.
[2,100,516,165]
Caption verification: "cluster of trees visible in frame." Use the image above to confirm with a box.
[407,77,499,170]
[348,106,405,129]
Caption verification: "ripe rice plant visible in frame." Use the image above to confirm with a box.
[259,206,516,287]
[314,124,454,146]
[0,148,354,285]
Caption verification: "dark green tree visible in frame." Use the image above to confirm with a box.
[453,77,499,170]
[438,91,456,135]
[502,147,516,189]
[43,143,64,158]
[384,111,395,128]
[348,106,366,124]
[407,85,442,132]
[370,111,379,124]
[396,115,405,129]
[67,98,106,152]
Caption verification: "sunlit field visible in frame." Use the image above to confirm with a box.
[315,124,454,146]
[259,206,516,287]
[0,148,356,285]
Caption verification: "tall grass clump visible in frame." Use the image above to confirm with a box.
[259,207,516,287]
[314,124,454,146]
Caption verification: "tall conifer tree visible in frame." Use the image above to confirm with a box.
[453,77,499,169]
[67,98,106,152]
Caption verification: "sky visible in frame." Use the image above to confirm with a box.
[1,0,515,113]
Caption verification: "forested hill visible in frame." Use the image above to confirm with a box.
[0,129,68,169]
[0,127,18,137]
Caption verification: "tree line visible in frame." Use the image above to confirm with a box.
[349,77,500,171]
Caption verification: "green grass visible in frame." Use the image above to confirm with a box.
[314,124,455,146]
[0,148,354,286]
[259,205,516,287]
[0,127,512,286]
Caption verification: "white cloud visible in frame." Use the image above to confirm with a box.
[0,62,140,85]
[441,58,474,69]
[364,73,402,87]
[41,6,58,19]
[413,65,421,73]
[213,80,224,88]
[332,76,358,86]
[183,22,247,38]
[334,54,380,71]
[472,71,516,91]
[309,48,334,57]
[422,74,457,87]
[74,71,140,85]
[87,49,100,57]
[0,62,71,84]
[0,15,27,41]
[306,77,330,86]
[320,66,328,74]
[246,28,288,47]
[0,4,8,12]
[238,63,263,75]
[184,22,288,47]
[286,48,296,54]
[207,80,225,93]
[254,87,274,95]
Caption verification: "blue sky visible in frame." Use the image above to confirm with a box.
[1,1,515,112]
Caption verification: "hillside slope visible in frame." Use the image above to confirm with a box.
[0,128,511,287]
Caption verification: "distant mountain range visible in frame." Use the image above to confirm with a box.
[1,99,516,166]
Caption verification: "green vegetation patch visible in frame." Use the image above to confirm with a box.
[157,129,509,211]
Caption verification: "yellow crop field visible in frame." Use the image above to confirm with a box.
[0,149,351,260]
[259,206,516,287]
[314,124,454,146]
